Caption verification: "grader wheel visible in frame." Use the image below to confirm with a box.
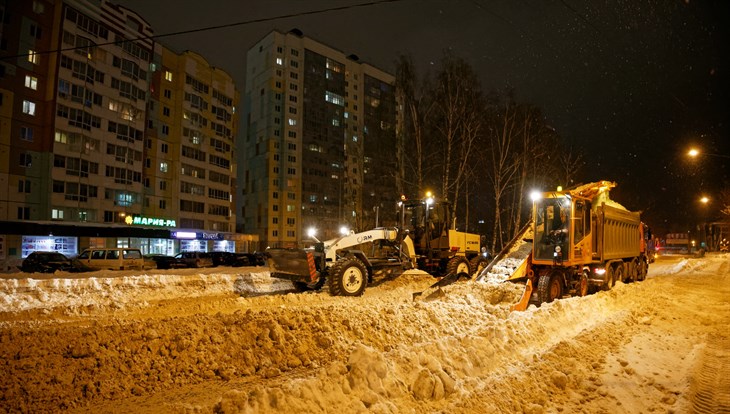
[328,257,368,296]
[469,256,489,278]
[446,256,471,279]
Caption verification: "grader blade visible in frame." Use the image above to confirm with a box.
[266,248,318,284]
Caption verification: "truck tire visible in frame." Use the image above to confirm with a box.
[537,269,563,303]
[329,257,368,296]
[602,266,615,291]
[469,256,489,278]
[638,259,648,281]
[447,256,471,279]
[578,270,589,297]
[614,264,624,284]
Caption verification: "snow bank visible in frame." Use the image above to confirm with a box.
[0,269,290,313]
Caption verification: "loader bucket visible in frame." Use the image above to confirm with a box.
[266,248,319,284]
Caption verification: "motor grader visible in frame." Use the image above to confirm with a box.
[478,181,652,311]
[266,197,489,296]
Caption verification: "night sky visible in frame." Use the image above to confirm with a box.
[115,0,729,236]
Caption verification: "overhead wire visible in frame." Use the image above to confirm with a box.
[0,0,406,61]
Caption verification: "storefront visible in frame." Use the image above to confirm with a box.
[0,218,260,270]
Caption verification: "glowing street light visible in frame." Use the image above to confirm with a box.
[687,147,730,159]
[700,196,709,204]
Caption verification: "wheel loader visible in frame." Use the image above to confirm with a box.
[266,197,489,296]
[477,181,652,311]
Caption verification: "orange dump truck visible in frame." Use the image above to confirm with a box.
[508,181,651,310]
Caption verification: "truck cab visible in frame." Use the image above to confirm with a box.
[533,193,593,267]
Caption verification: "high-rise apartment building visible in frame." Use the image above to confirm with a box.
[147,47,240,252]
[239,29,399,248]
[0,0,242,263]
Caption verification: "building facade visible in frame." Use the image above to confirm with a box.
[239,29,399,248]
[0,0,244,265]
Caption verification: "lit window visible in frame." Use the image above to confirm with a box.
[325,91,344,106]
[165,71,173,81]
[22,100,36,116]
[276,57,283,65]
[288,118,296,126]
[160,162,168,172]
[24,76,38,90]
[28,50,39,64]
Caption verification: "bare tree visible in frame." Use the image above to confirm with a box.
[430,53,484,227]
[395,55,435,198]
[557,145,586,189]
[485,97,521,251]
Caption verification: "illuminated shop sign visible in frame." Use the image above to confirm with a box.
[172,231,224,240]
[125,215,177,227]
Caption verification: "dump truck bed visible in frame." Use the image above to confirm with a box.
[597,203,641,261]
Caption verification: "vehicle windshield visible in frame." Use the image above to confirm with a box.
[534,195,571,261]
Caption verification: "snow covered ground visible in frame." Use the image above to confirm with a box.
[1,254,728,413]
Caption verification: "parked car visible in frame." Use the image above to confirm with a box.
[76,248,145,270]
[143,254,177,269]
[204,251,250,267]
[19,251,91,273]
[173,252,214,268]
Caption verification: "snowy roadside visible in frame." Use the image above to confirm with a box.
[0,267,291,313]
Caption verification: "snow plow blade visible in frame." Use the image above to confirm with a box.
[266,248,319,285]
[510,279,533,311]
[411,271,466,300]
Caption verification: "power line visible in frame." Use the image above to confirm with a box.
[1,0,406,61]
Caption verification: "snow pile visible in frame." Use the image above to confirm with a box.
[0,255,724,413]
[0,269,287,313]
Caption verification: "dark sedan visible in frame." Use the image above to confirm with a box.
[143,254,177,269]
[20,251,92,273]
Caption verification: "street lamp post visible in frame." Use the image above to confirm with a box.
[699,196,710,252]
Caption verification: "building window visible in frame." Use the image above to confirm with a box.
[20,126,33,141]
[161,143,169,153]
[164,89,171,99]
[18,179,31,193]
[276,57,283,65]
[163,106,170,116]
[52,209,64,220]
[162,125,169,135]
[24,75,38,90]
[20,153,32,167]
[28,50,39,64]
[22,100,36,115]
[159,200,166,209]
[165,71,172,81]
[17,207,30,220]
[160,162,168,172]
[159,181,167,190]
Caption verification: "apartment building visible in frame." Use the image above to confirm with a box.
[240,29,399,248]
[147,47,240,253]
[0,0,243,263]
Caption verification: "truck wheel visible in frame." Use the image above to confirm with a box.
[614,265,624,284]
[638,260,648,281]
[537,270,563,303]
[602,266,615,291]
[578,271,589,297]
[329,257,368,296]
[447,256,471,279]
[469,256,489,278]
